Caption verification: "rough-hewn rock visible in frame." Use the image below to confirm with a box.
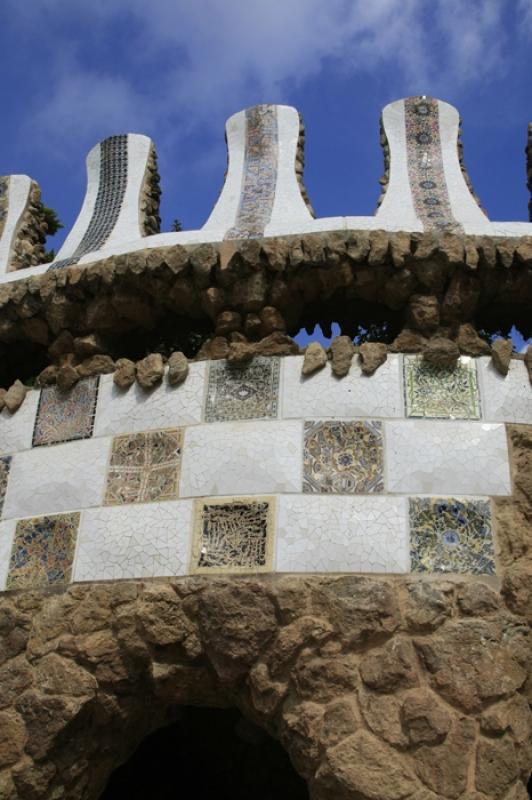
[456,323,491,356]
[136,353,164,389]
[407,294,440,333]
[113,358,136,390]
[330,336,355,377]
[491,338,513,376]
[400,689,452,745]
[359,342,387,375]
[56,363,79,392]
[423,337,460,367]
[302,342,327,376]
[525,345,532,386]
[77,354,115,378]
[3,380,27,413]
[167,351,189,385]
[73,334,107,359]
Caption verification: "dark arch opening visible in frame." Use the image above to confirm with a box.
[99,707,309,800]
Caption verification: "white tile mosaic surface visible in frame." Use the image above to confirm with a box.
[479,358,532,424]
[94,362,206,437]
[385,421,511,496]
[180,421,303,497]
[73,501,192,581]
[281,355,403,419]
[0,389,39,455]
[277,495,409,573]
[2,438,111,520]
[0,519,15,590]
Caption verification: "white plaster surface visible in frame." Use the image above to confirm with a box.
[376,100,421,229]
[180,421,303,497]
[2,437,111,520]
[54,144,100,261]
[438,100,490,230]
[73,500,193,581]
[277,495,409,573]
[0,519,15,590]
[385,420,511,496]
[479,357,532,424]
[202,109,246,234]
[0,388,40,455]
[113,134,153,242]
[0,175,33,275]
[94,362,206,437]
[281,355,403,419]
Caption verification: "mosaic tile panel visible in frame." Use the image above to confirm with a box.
[32,377,99,447]
[409,497,495,575]
[303,421,384,494]
[0,456,11,518]
[49,134,128,270]
[105,429,183,505]
[6,512,80,589]
[225,105,278,239]
[205,357,280,422]
[404,96,462,233]
[191,496,274,573]
[0,521,15,590]
[404,356,480,419]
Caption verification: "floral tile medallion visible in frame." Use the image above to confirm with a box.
[105,429,183,505]
[404,356,480,419]
[0,456,11,518]
[303,420,384,494]
[32,377,100,447]
[205,357,280,422]
[191,496,275,573]
[6,512,80,589]
[409,497,495,575]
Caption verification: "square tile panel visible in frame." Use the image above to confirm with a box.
[205,357,280,422]
[105,429,183,505]
[409,497,495,575]
[6,512,80,589]
[303,420,384,494]
[32,377,99,447]
[191,496,275,573]
[0,456,11,518]
[404,356,480,419]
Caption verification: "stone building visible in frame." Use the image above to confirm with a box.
[0,96,531,799]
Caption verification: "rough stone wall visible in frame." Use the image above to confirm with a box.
[0,426,530,800]
[8,181,47,271]
[376,116,390,211]
[527,123,532,223]
[296,115,315,218]
[139,144,161,237]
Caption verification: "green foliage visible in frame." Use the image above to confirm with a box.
[42,249,56,263]
[171,219,183,232]
[42,206,64,236]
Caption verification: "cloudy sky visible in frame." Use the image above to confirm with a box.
[1,0,532,251]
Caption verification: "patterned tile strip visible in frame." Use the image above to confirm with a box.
[0,177,9,241]
[404,97,462,233]
[6,512,80,589]
[225,105,278,239]
[0,456,11,518]
[49,135,128,270]
[32,377,99,447]
[409,497,495,575]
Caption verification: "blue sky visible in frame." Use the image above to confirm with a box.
[1,0,531,248]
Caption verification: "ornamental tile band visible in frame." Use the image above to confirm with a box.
[0,457,11,518]
[32,377,99,447]
[6,512,80,589]
[49,135,128,270]
[404,97,462,233]
[104,429,183,505]
[403,356,481,419]
[409,497,495,575]
[225,105,278,239]
[191,496,275,573]
[205,357,280,423]
[303,420,384,494]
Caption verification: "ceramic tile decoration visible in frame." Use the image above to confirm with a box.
[404,355,480,419]
[50,135,128,270]
[303,420,384,494]
[2,437,111,520]
[404,97,462,233]
[385,421,511,496]
[0,456,11,518]
[191,496,275,573]
[226,105,278,239]
[180,420,302,497]
[409,497,495,575]
[73,501,192,581]
[32,377,99,447]
[281,355,404,419]
[6,512,80,589]
[277,495,409,573]
[479,357,532,424]
[94,363,206,437]
[0,520,15,590]
[0,388,40,456]
[205,357,280,423]
[105,429,183,505]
